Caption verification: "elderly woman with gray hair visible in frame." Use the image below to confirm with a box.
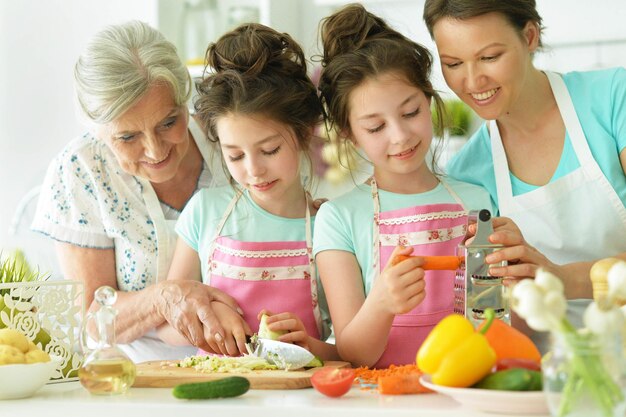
[32,21,241,362]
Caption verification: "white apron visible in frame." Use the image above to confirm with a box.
[122,118,220,362]
[491,71,626,352]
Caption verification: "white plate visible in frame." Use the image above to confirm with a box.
[420,375,549,415]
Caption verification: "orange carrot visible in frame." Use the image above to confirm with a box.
[391,255,462,270]
[477,318,542,364]
[377,374,433,395]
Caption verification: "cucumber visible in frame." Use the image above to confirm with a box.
[304,356,324,368]
[473,368,543,391]
[172,376,250,399]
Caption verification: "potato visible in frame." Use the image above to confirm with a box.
[0,328,30,353]
[24,349,51,364]
[590,258,622,301]
[0,344,26,365]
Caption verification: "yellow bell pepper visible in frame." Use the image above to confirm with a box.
[416,309,497,388]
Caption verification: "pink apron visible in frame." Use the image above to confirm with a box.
[371,178,467,368]
[205,191,322,340]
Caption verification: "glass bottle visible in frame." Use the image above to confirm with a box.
[542,332,626,417]
[79,286,136,395]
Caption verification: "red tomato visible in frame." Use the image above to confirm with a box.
[495,358,541,372]
[311,368,356,397]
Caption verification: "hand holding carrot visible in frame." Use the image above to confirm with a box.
[371,246,427,315]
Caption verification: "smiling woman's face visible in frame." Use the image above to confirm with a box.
[432,12,538,121]
[95,83,190,184]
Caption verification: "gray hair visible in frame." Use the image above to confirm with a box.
[74,20,191,124]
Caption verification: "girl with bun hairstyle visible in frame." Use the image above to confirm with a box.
[158,23,337,360]
[313,4,494,367]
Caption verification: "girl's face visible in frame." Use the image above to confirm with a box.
[432,12,539,121]
[96,83,190,184]
[348,71,434,186]
[216,113,304,215]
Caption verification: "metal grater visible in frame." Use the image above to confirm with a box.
[454,209,510,327]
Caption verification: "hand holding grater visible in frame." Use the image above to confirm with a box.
[454,209,510,327]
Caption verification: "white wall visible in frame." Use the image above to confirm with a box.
[0,0,158,273]
[1,0,625,270]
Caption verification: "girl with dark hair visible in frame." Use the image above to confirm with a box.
[313,4,494,367]
[157,23,337,361]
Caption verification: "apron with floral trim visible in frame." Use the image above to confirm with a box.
[371,178,467,368]
[205,191,322,339]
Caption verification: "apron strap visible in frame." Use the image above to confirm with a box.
[138,177,170,283]
[303,192,323,337]
[371,178,382,274]
[545,72,594,166]
[490,120,515,213]
[206,189,243,284]
[440,179,467,211]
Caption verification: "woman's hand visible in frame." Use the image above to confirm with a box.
[258,310,311,351]
[480,217,560,284]
[157,280,243,353]
[370,246,427,315]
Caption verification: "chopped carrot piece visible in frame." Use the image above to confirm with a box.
[354,364,432,394]
[378,374,433,395]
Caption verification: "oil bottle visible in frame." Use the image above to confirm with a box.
[79,286,136,395]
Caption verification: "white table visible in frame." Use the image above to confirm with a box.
[2,381,549,417]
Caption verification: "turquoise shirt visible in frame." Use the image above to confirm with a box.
[176,185,331,338]
[447,67,626,213]
[313,178,493,293]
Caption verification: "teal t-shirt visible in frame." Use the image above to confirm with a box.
[447,67,626,213]
[313,178,493,293]
[176,185,331,338]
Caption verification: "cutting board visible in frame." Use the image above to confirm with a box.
[133,360,351,390]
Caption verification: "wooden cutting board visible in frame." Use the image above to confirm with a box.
[133,360,351,390]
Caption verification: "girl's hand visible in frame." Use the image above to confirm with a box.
[372,246,427,315]
[209,301,252,356]
[482,217,560,284]
[257,310,311,351]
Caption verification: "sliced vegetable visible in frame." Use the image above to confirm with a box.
[495,358,541,372]
[391,255,462,270]
[473,368,543,391]
[172,376,250,399]
[377,374,431,395]
[258,313,287,340]
[305,356,324,368]
[477,318,541,363]
[311,368,355,397]
[417,309,497,388]
[178,354,277,372]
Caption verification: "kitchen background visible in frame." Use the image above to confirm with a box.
[1,0,625,278]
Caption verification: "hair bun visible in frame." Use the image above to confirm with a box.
[207,23,306,79]
[321,3,390,65]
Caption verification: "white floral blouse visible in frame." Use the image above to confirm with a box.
[31,118,225,291]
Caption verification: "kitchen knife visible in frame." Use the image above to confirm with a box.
[249,339,315,370]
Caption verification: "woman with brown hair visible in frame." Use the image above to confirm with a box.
[424,0,626,350]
